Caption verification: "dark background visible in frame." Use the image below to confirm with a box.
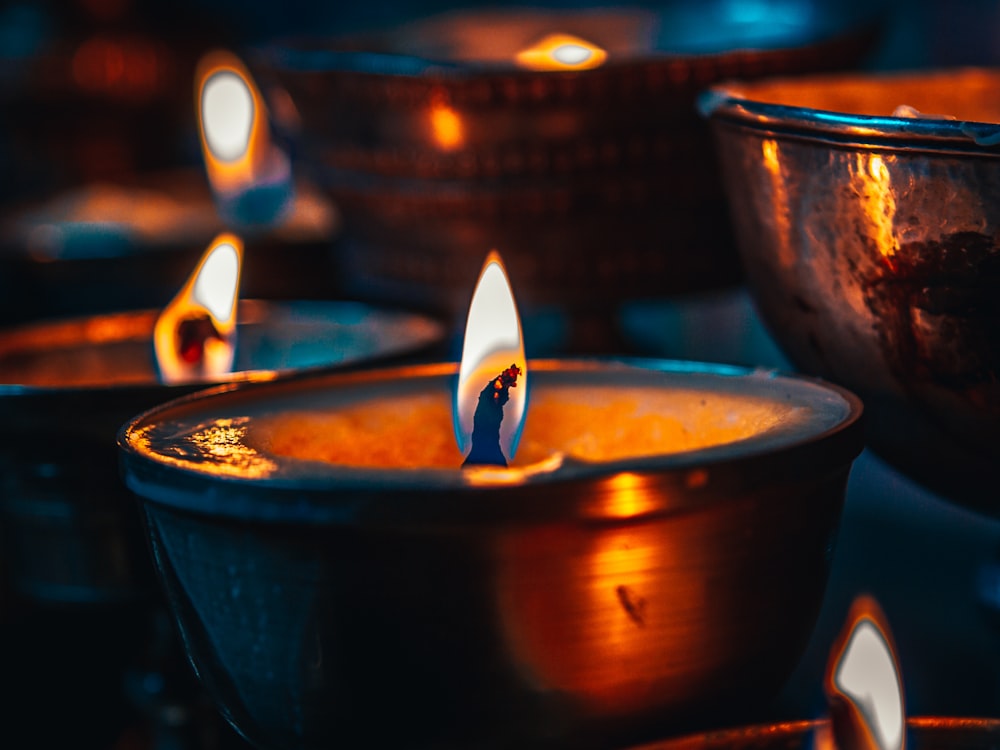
[2,1,1000,748]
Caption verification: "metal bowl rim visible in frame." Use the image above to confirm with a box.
[701,67,1000,152]
[0,299,444,398]
[118,358,864,526]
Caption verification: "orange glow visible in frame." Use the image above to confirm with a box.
[599,472,660,519]
[71,35,166,100]
[154,233,243,384]
[195,51,272,197]
[429,102,465,151]
[761,138,795,270]
[853,153,898,263]
[455,251,527,463]
[257,386,801,469]
[515,33,607,71]
[825,596,906,750]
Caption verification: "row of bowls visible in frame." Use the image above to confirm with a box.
[4,6,1000,750]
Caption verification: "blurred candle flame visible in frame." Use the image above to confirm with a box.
[455,251,527,462]
[195,50,292,226]
[515,33,607,71]
[154,233,243,384]
[429,101,465,151]
[822,595,906,750]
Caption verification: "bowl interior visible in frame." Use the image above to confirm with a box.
[717,68,1000,124]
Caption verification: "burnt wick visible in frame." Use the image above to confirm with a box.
[462,363,522,468]
[177,314,223,364]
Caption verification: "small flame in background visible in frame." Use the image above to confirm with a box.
[154,233,243,384]
[196,50,292,226]
[455,251,528,462]
[515,33,607,71]
[819,595,906,750]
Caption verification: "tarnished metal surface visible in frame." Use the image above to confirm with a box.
[704,69,1000,509]
[119,360,863,749]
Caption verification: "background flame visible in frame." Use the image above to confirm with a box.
[195,50,292,226]
[826,595,906,750]
[515,33,607,71]
[154,233,243,384]
[454,251,527,461]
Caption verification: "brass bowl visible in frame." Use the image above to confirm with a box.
[703,68,1000,510]
[254,7,879,341]
[0,300,443,603]
[119,359,863,749]
[634,717,1000,749]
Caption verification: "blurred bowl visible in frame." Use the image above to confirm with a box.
[253,6,879,348]
[119,359,863,749]
[703,68,1000,511]
[0,300,443,603]
[0,169,341,325]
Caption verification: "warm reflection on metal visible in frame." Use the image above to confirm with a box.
[853,153,898,263]
[428,100,465,151]
[514,33,607,70]
[703,68,1000,508]
[825,596,905,750]
[131,417,278,479]
[154,233,243,384]
[760,138,795,269]
[455,251,527,461]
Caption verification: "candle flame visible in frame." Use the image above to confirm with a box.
[154,233,243,384]
[515,33,607,71]
[455,251,527,462]
[824,595,906,750]
[196,50,292,225]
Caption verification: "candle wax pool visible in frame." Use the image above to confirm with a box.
[133,383,817,481]
[258,387,807,468]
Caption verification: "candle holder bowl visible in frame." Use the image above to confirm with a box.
[703,68,1000,511]
[252,7,878,347]
[0,300,443,604]
[119,359,863,749]
[631,716,1000,749]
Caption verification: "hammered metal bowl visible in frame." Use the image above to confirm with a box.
[254,7,878,347]
[703,68,1000,510]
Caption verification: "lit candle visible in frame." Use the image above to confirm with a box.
[650,595,1000,749]
[0,237,442,602]
[118,252,864,749]
[195,49,293,227]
